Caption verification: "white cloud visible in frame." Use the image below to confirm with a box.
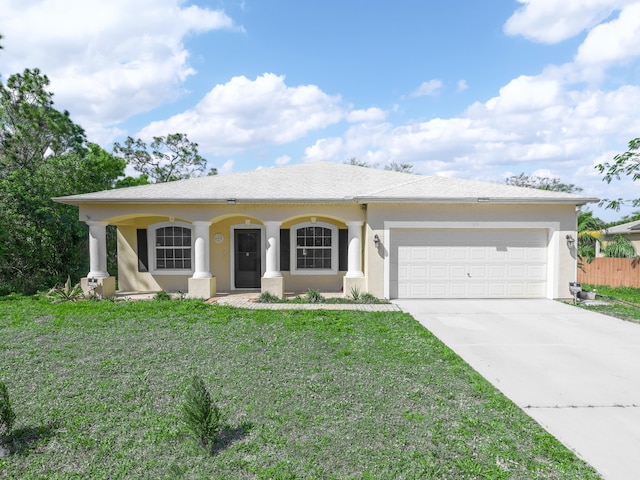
[411,79,443,97]
[575,2,640,66]
[304,137,344,163]
[218,160,235,174]
[0,0,239,132]
[503,0,633,43]
[275,155,292,166]
[303,73,640,208]
[457,80,469,92]
[347,108,386,123]
[139,74,344,154]
[484,75,563,114]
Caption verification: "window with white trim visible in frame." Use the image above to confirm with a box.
[149,222,194,275]
[290,222,338,275]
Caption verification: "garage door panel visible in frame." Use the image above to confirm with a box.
[487,249,508,260]
[412,247,428,260]
[469,265,487,278]
[409,284,428,297]
[430,265,447,279]
[393,229,548,299]
[398,247,411,261]
[450,247,468,260]
[449,265,468,279]
[527,265,547,280]
[469,283,489,296]
[527,249,547,261]
[409,266,428,279]
[487,265,506,278]
[430,247,449,261]
[449,283,468,296]
[507,265,526,279]
[505,283,525,296]
[526,283,546,296]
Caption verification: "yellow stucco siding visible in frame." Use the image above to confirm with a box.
[80,202,364,225]
[95,200,578,299]
[108,204,363,293]
[117,225,191,292]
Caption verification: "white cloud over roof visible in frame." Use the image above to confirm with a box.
[137,74,344,154]
[2,0,639,221]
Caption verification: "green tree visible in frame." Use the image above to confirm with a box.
[114,174,150,189]
[577,211,605,262]
[113,133,207,183]
[0,69,125,294]
[597,138,640,210]
[506,173,583,193]
[615,211,640,225]
[384,161,414,173]
[345,158,415,173]
[344,157,372,168]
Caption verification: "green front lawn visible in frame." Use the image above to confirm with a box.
[579,284,640,323]
[0,296,600,479]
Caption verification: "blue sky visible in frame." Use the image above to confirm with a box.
[1,0,640,221]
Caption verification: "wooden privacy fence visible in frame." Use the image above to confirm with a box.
[578,257,640,288]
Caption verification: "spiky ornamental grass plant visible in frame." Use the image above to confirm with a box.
[305,289,325,303]
[603,234,637,258]
[46,276,85,303]
[0,381,16,439]
[181,376,221,450]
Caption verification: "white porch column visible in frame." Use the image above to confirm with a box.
[346,221,364,278]
[264,221,282,278]
[87,221,109,278]
[192,221,213,279]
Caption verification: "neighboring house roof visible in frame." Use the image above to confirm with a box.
[54,161,599,206]
[605,220,640,235]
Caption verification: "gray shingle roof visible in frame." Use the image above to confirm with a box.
[606,220,640,234]
[54,161,599,205]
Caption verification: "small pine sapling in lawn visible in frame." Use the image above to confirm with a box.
[0,381,16,438]
[181,376,222,450]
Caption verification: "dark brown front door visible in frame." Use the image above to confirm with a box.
[234,229,261,288]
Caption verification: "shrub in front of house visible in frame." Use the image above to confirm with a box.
[0,381,16,439]
[181,376,222,451]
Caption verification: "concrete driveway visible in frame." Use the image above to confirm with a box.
[394,299,640,480]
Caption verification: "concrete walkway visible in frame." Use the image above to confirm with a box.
[394,299,640,480]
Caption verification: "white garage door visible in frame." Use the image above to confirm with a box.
[392,229,548,299]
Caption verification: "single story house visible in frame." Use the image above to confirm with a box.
[597,219,640,256]
[54,161,598,299]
